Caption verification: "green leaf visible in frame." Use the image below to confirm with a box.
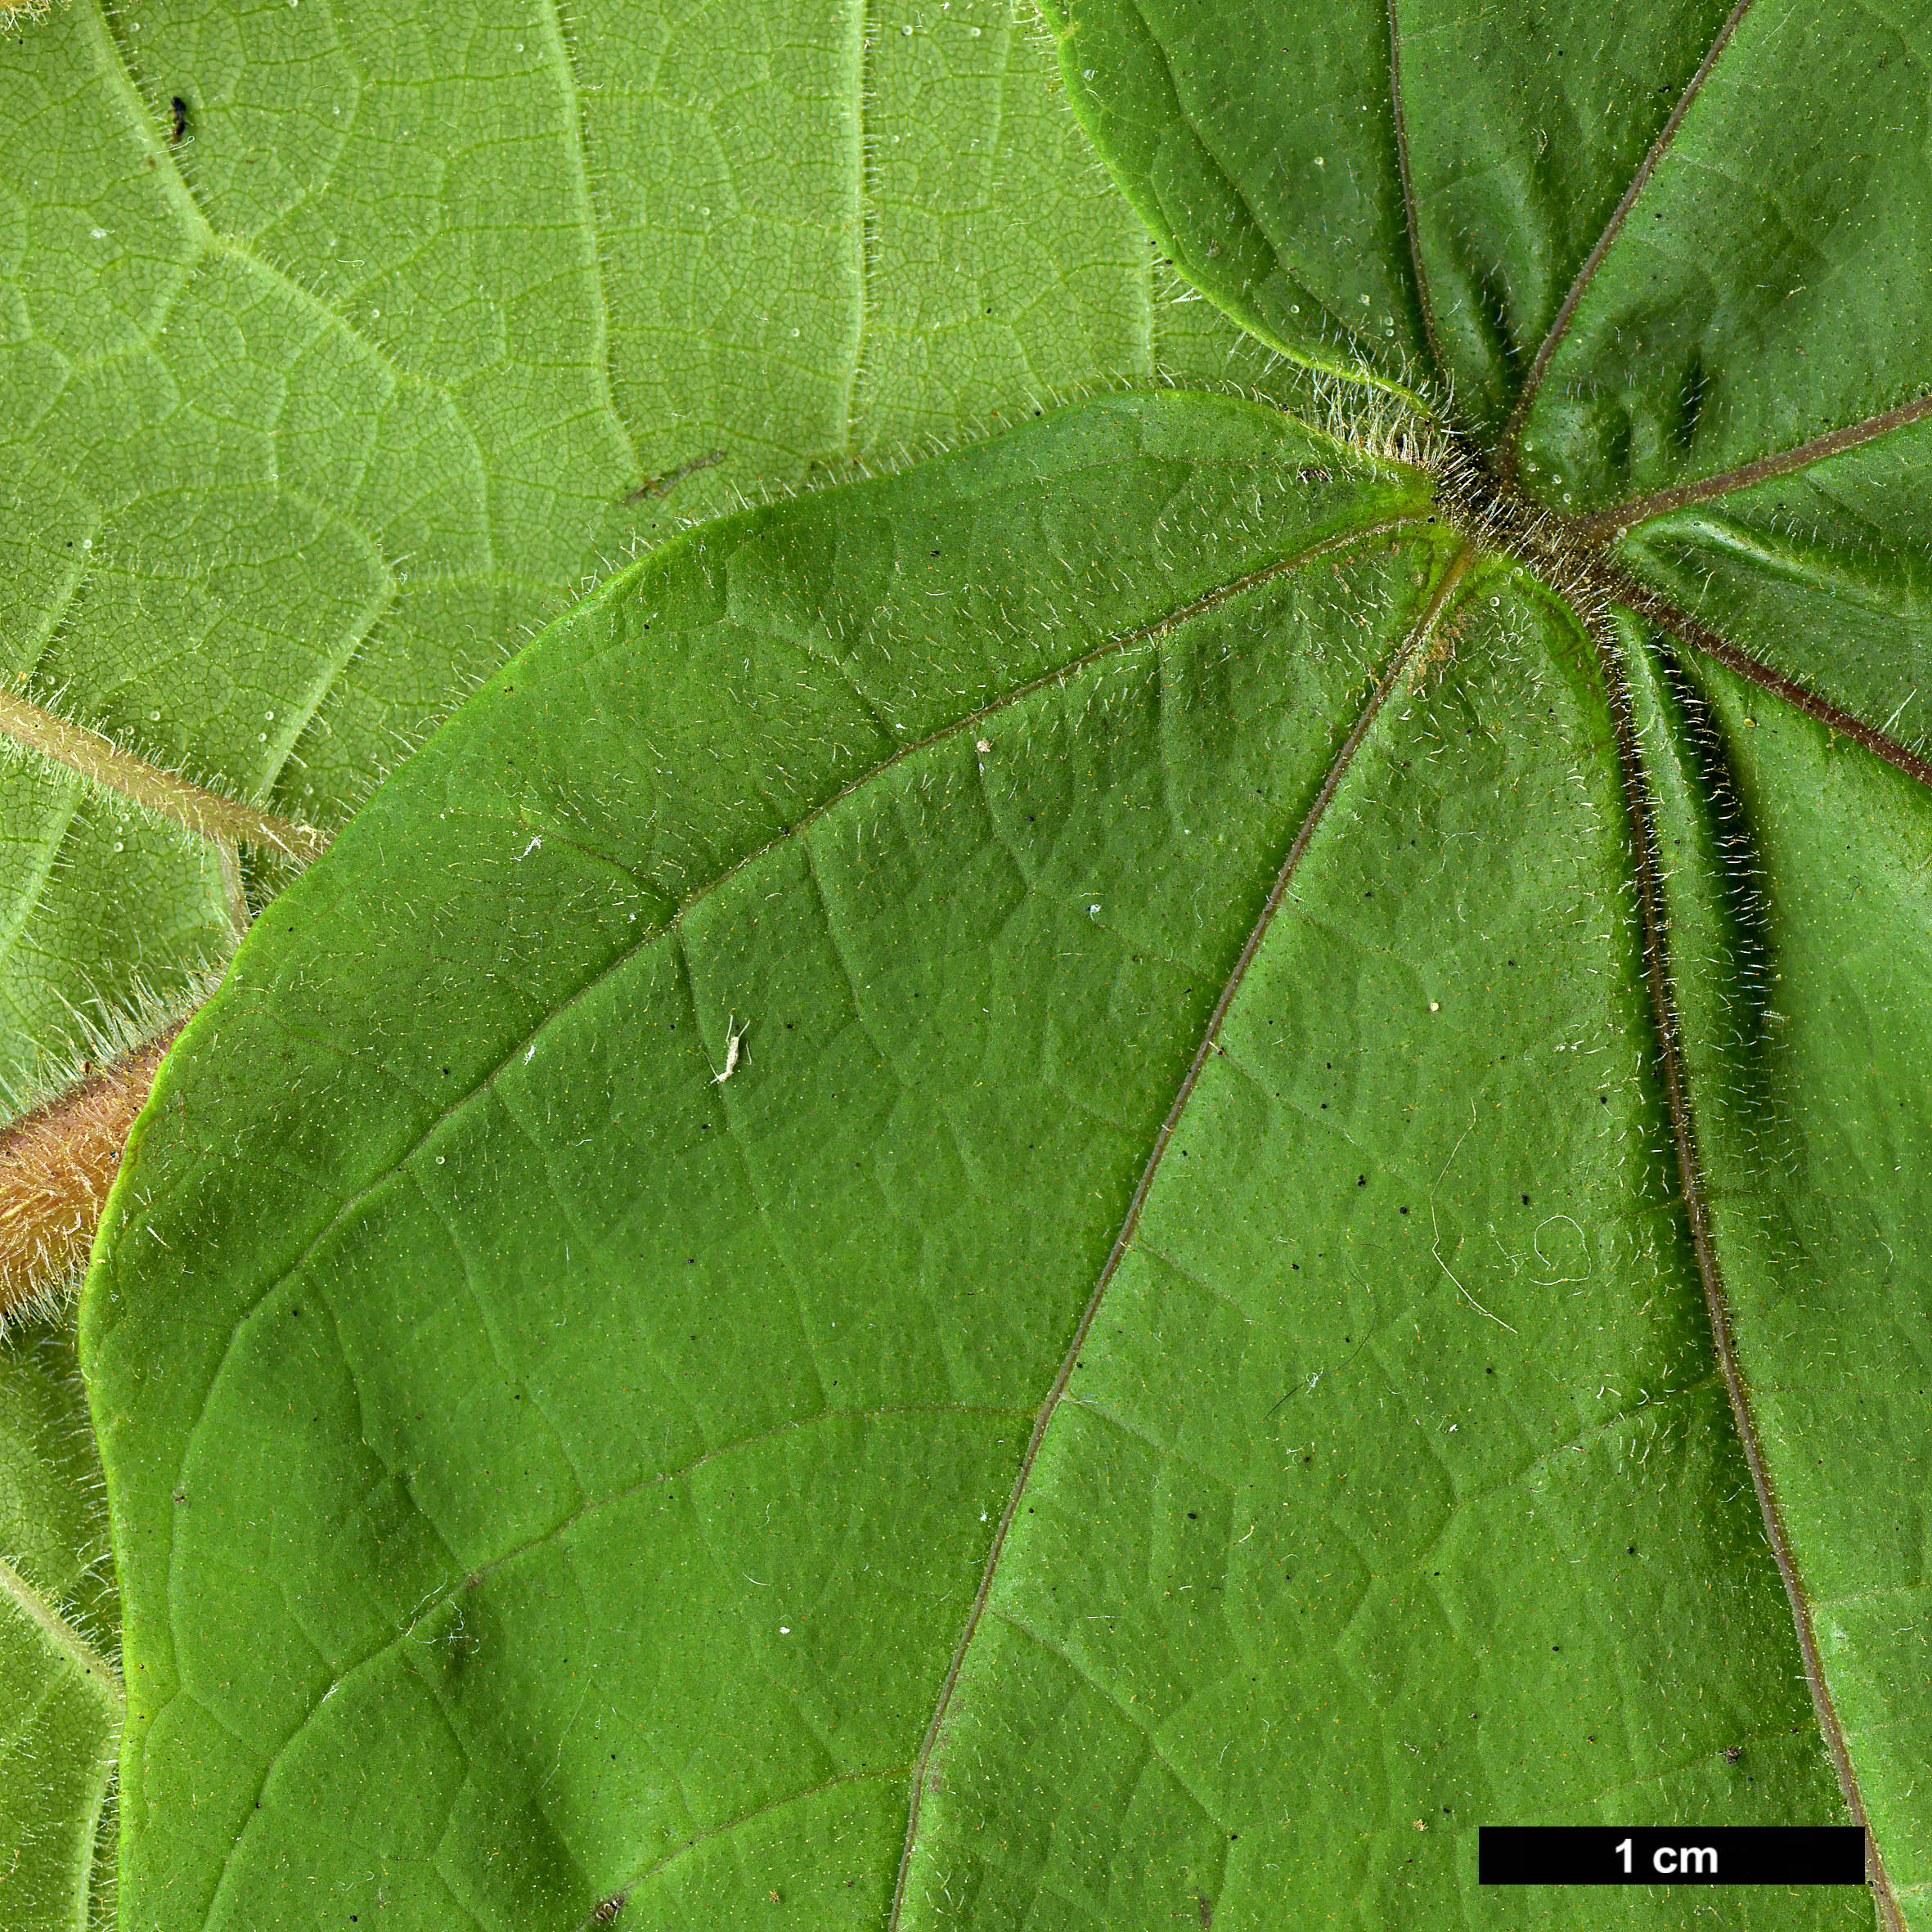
[86,378,1889,1930]
[0,0,1262,1094]
[80,3,1932,1930]
[0,1314,120,1932]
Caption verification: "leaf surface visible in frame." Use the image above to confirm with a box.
[85,2,1932,1930]
[0,1317,120,1932]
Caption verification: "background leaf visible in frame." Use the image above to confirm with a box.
[0,0,1265,1096]
[0,1319,119,1932]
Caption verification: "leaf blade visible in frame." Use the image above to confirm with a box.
[90,393,1451,1926]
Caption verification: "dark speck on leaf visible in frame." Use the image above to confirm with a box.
[169,95,187,143]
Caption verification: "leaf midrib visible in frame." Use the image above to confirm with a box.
[1552,571,1903,1924]
[1494,0,1760,480]
[0,686,329,860]
[1427,456,1932,790]
[1382,0,1932,753]
[1575,391,1932,538]
[1378,0,1932,794]
[883,537,1482,1927]
[0,1552,122,1714]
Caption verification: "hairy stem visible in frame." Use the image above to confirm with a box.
[0,686,330,863]
[0,1022,184,1323]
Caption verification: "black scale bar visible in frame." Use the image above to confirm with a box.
[1479,1826,1867,1885]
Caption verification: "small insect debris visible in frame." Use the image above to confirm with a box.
[708,1013,748,1085]
[168,95,188,144]
[627,447,726,504]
